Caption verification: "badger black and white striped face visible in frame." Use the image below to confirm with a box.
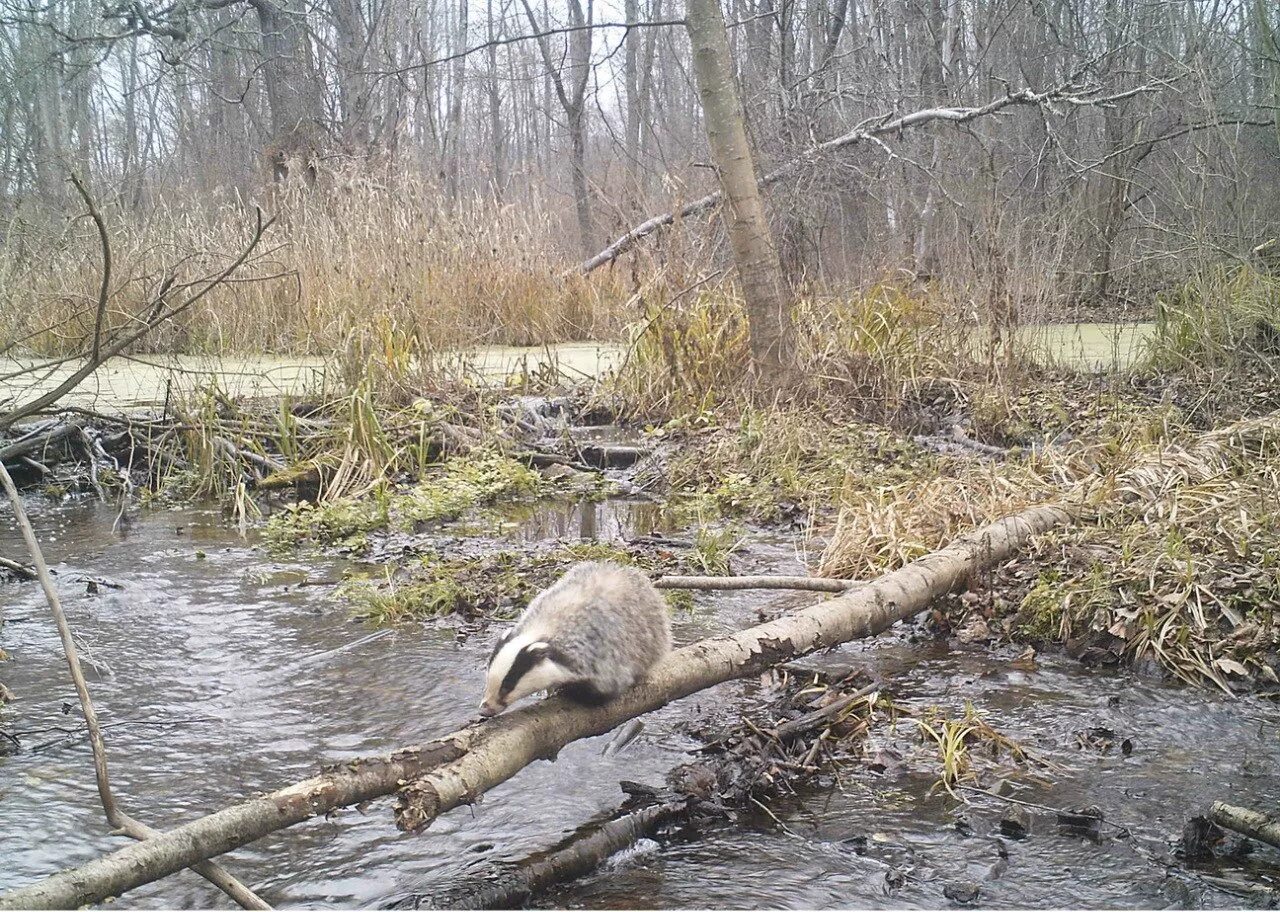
[480,631,576,717]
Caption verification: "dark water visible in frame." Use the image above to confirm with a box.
[2,498,1278,908]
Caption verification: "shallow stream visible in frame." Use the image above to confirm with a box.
[2,494,1278,909]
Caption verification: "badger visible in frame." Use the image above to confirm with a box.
[479,561,672,717]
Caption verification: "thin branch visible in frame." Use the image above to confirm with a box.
[367,19,686,78]
[0,209,273,431]
[654,574,858,592]
[575,80,1166,274]
[67,174,112,365]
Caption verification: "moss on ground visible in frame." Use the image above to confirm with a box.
[266,453,543,551]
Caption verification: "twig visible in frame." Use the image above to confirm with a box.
[78,429,107,501]
[0,459,271,910]
[957,784,1130,835]
[0,420,85,464]
[575,80,1166,274]
[771,683,880,740]
[68,174,112,364]
[28,717,220,754]
[0,209,273,430]
[654,574,858,592]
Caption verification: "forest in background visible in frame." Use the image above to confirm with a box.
[1,0,1279,359]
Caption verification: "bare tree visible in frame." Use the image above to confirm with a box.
[518,0,595,253]
[686,0,795,372]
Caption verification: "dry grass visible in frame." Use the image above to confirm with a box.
[1009,414,1280,689]
[817,466,1047,580]
[610,280,989,422]
[1146,264,1280,374]
[0,174,630,358]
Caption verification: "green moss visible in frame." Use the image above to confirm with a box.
[266,482,391,551]
[343,574,471,624]
[398,454,543,528]
[1013,564,1112,646]
[266,453,542,550]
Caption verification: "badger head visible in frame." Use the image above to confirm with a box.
[480,631,577,717]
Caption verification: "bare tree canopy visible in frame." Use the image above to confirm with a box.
[0,0,1275,306]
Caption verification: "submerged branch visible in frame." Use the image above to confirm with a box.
[419,799,688,909]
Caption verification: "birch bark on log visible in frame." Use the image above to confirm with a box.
[1210,802,1280,850]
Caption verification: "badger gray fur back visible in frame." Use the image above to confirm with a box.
[480,561,672,716]
[523,561,672,695]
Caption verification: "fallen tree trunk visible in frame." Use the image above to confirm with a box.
[1210,802,1280,850]
[0,420,85,466]
[0,501,1071,910]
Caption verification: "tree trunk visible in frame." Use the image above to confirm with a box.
[567,100,592,252]
[685,0,795,375]
[330,0,371,148]
[252,0,326,175]
[624,0,642,205]
[518,0,594,254]
[445,0,469,204]
[486,0,505,199]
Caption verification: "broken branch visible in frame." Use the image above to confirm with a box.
[1210,801,1280,851]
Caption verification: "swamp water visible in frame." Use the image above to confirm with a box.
[2,495,1279,909]
[0,324,1152,415]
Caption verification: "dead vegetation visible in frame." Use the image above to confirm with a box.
[0,180,629,360]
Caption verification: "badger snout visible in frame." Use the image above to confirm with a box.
[478,698,505,718]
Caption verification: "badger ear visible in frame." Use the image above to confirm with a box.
[526,641,580,673]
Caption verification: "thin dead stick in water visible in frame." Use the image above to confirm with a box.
[957,784,1130,835]
[0,460,271,910]
[654,575,859,592]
